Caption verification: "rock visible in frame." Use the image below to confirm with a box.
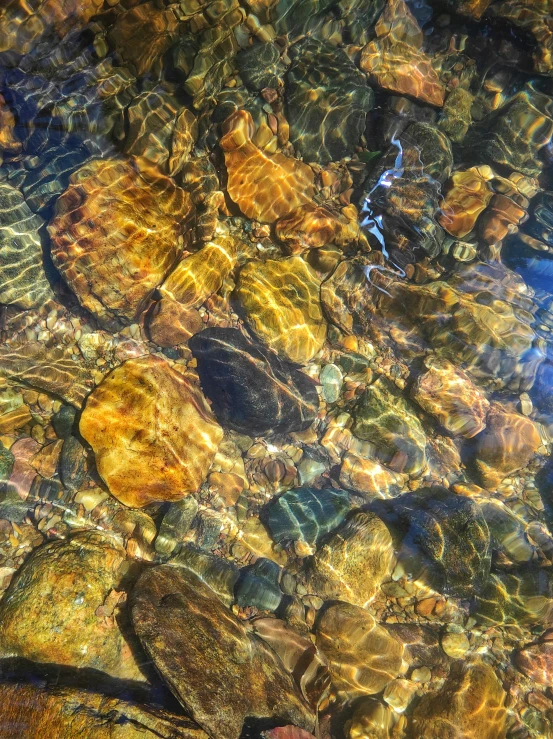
[108,1,179,77]
[474,404,541,489]
[302,510,395,607]
[320,363,344,403]
[262,728,316,739]
[472,567,553,626]
[345,697,395,739]
[411,661,507,739]
[353,376,427,475]
[265,487,351,547]
[80,355,223,508]
[360,122,451,262]
[371,487,491,598]
[252,617,332,708]
[161,228,238,309]
[0,683,207,739]
[410,356,490,439]
[439,87,474,142]
[0,182,53,309]
[0,443,14,483]
[123,86,197,176]
[180,154,225,242]
[442,0,493,19]
[236,42,283,92]
[147,299,204,348]
[0,531,143,681]
[490,0,553,75]
[286,38,374,164]
[515,641,553,685]
[234,557,283,611]
[439,167,495,238]
[0,0,104,61]
[0,93,21,155]
[480,499,535,564]
[189,328,319,436]
[131,565,315,739]
[52,405,76,439]
[275,204,360,254]
[59,435,87,493]
[155,498,199,557]
[360,0,445,107]
[0,342,96,408]
[361,261,544,391]
[315,601,404,700]
[463,85,553,178]
[339,453,406,498]
[48,158,193,330]
[171,545,240,608]
[220,110,315,223]
[441,630,471,659]
[234,257,326,365]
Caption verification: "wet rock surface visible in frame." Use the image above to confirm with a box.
[189,328,319,436]
[80,355,223,508]
[131,565,315,739]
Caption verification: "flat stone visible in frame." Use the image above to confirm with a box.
[131,565,315,739]
[80,355,223,508]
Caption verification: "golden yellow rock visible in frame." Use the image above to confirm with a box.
[275,204,360,253]
[360,0,445,107]
[220,110,315,223]
[48,158,193,330]
[411,356,490,438]
[339,452,406,498]
[0,0,104,59]
[0,94,21,155]
[439,166,494,238]
[161,228,239,309]
[411,661,507,739]
[234,256,327,364]
[80,355,223,508]
[316,602,404,700]
[147,299,204,348]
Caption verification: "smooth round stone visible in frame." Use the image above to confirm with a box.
[345,697,394,739]
[315,602,404,700]
[234,558,283,611]
[441,631,471,659]
[265,487,351,547]
[320,364,343,403]
[412,667,431,683]
[52,405,77,439]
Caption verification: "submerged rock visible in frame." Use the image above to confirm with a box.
[189,328,319,436]
[473,404,542,489]
[0,683,207,739]
[302,510,395,607]
[411,661,507,739]
[131,565,315,739]
[491,0,553,75]
[371,487,491,598]
[220,110,315,223]
[265,487,351,547]
[80,355,223,508]
[360,0,445,107]
[0,182,53,309]
[353,376,427,475]
[234,257,327,365]
[410,356,490,439]
[48,158,192,330]
[439,166,495,239]
[315,601,404,700]
[286,38,374,164]
[472,567,553,626]
[0,531,143,681]
[236,42,283,92]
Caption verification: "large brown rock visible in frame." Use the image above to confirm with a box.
[411,661,507,739]
[48,158,192,330]
[0,531,143,681]
[131,565,315,739]
[80,355,223,508]
[315,602,404,700]
[0,683,207,739]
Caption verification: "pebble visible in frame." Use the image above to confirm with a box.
[441,630,471,659]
